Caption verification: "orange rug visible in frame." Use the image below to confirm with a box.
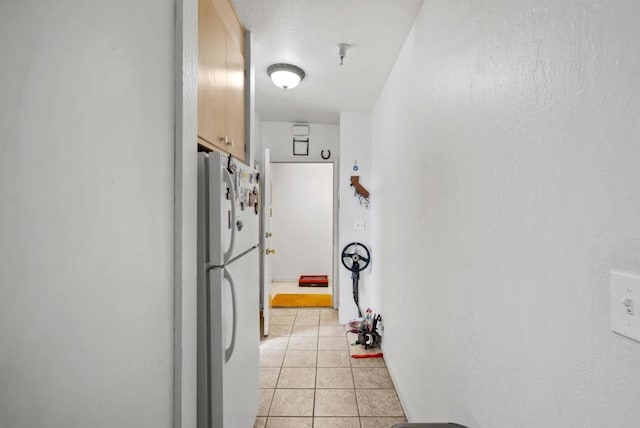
[271,293,332,307]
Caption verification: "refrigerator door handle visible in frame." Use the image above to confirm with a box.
[223,268,237,363]
[223,169,236,263]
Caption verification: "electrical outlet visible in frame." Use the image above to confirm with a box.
[611,271,640,343]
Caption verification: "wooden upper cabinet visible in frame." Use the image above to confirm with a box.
[225,36,245,157]
[198,0,226,149]
[198,0,245,161]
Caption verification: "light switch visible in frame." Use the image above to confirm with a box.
[353,220,365,231]
[611,271,640,343]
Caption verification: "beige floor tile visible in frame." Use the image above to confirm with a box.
[258,389,274,416]
[260,336,289,351]
[268,324,293,337]
[269,389,314,416]
[260,350,285,367]
[276,367,316,388]
[291,325,319,336]
[288,336,318,351]
[297,308,321,316]
[360,417,408,428]
[265,417,313,428]
[314,389,358,416]
[271,308,298,316]
[352,367,394,388]
[270,315,296,326]
[283,350,317,368]
[316,368,354,388]
[260,367,281,388]
[319,325,347,336]
[318,336,348,351]
[317,350,351,368]
[294,316,320,326]
[320,315,340,326]
[314,417,360,428]
[319,310,339,318]
[260,306,403,425]
[356,389,404,416]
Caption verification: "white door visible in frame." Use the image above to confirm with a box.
[261,148,273,335]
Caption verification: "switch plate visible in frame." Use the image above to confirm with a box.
[611,271,640,343]
[353,220,365,231]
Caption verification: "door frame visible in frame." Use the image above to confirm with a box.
[174,1,198,427]
[270,156,340,310]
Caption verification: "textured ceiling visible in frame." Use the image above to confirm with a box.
[232,0,424,124]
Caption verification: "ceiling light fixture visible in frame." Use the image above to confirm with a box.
[267,63,305,91]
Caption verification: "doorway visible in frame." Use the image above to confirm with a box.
[268,161,337,307]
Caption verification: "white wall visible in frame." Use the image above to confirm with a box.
[254,114,264,170]
[339,112,373,322]
[270,163,333,281]
[262,121,339,296]
[371,1,640,427]
[262,121,339,162]
[0,2,175,427]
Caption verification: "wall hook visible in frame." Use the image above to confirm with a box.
[350,175,370,199]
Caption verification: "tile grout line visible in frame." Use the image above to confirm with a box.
[263,307,296,425]
[266,307,394,427]
[347,322,364,428]
[263,325,285,424]
[312,309,319,428]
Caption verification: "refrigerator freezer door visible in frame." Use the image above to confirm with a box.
[207,152,260,265]
[209,249,260,428]
[206,153,234,266]
[230,164,260,256]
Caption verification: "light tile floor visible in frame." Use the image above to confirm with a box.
[255,307,407,428]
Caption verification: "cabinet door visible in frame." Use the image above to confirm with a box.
[225,35,245,161]
[198,0,227,150]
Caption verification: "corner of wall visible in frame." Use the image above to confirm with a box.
[338,112,374,323]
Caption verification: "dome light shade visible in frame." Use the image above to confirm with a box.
[267,63,305,90]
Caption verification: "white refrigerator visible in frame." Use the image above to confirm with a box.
[197,151,260,428]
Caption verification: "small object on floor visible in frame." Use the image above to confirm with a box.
[351,352,383,359]
[298,274,329,287]
[353,309,382,349]
[349,319,364,329]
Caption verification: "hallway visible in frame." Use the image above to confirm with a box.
[256,308,406,428]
